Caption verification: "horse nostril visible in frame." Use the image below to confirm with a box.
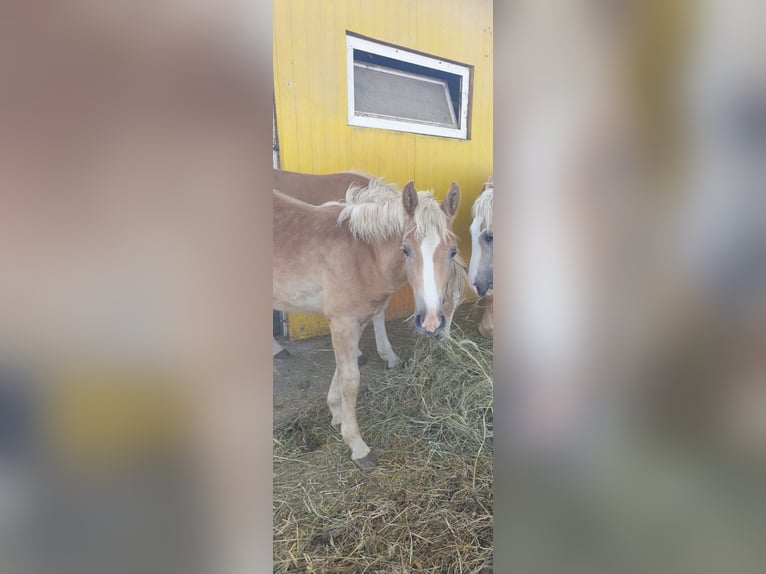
[415,314,423,328]
[426,314,446,340]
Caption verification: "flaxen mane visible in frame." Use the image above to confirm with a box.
[338,178,454,243]
[472,181,494,234]
[447,255,468,301]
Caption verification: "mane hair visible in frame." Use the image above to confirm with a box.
[472,183,494,233]
[447,255,468,300]
[337,178,455,244]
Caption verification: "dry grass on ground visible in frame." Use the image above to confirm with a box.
[273,326,493,573]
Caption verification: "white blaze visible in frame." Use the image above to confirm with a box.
[420,231,441,328]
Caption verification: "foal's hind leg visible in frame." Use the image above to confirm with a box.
[372,309,400,368]
[356,317,373,366]
[328,316,375,468]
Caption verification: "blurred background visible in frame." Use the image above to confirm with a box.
[494,0,766,572]
[1,0,764,572]
[0,1,273,573]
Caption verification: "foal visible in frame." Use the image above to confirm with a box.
[272,169,397,367]
[273,168,467,366]
[273,179,460,468]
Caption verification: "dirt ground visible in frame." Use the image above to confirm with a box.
[272,301,489,426]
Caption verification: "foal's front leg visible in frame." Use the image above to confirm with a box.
[328,317,375,468]
[327,368,343,426]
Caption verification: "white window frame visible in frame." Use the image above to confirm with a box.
[346,34,471,139]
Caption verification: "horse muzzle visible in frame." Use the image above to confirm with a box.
[415,311,446,339]
[474,278,493,298]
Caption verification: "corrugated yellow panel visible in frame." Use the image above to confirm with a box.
[287,312,330,340]
[274,0,492,340]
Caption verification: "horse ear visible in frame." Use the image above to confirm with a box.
[402,181,418,216]
[441,182,461,219]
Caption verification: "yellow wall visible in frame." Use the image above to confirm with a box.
[274,0,493,339]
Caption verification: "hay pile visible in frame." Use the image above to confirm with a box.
[273,326,493,573]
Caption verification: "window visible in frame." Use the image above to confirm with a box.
[346,33,472,139]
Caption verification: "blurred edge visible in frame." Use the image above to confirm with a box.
[0,1,273,573]
[495,1,766,573]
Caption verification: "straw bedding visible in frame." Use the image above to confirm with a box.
[273,324,493,573]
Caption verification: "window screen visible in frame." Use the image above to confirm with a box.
[354,63,458,128]
[346,33,471,139]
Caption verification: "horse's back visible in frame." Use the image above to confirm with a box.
[272,189,346,236]
[273,169,371,205]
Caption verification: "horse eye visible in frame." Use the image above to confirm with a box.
[449,247,457,259]
[484,233,493,243]
[401,245,411,257]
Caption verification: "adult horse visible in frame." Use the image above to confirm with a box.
[273,179,461,468]
[468,177,494,338]
[273,168,467,367]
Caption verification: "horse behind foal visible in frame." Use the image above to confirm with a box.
[273,180,461,467]
[468,177,494,337]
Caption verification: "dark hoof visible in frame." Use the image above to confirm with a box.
[352,451,377,470]
[274,348,292,359]
[357,353,368,366]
